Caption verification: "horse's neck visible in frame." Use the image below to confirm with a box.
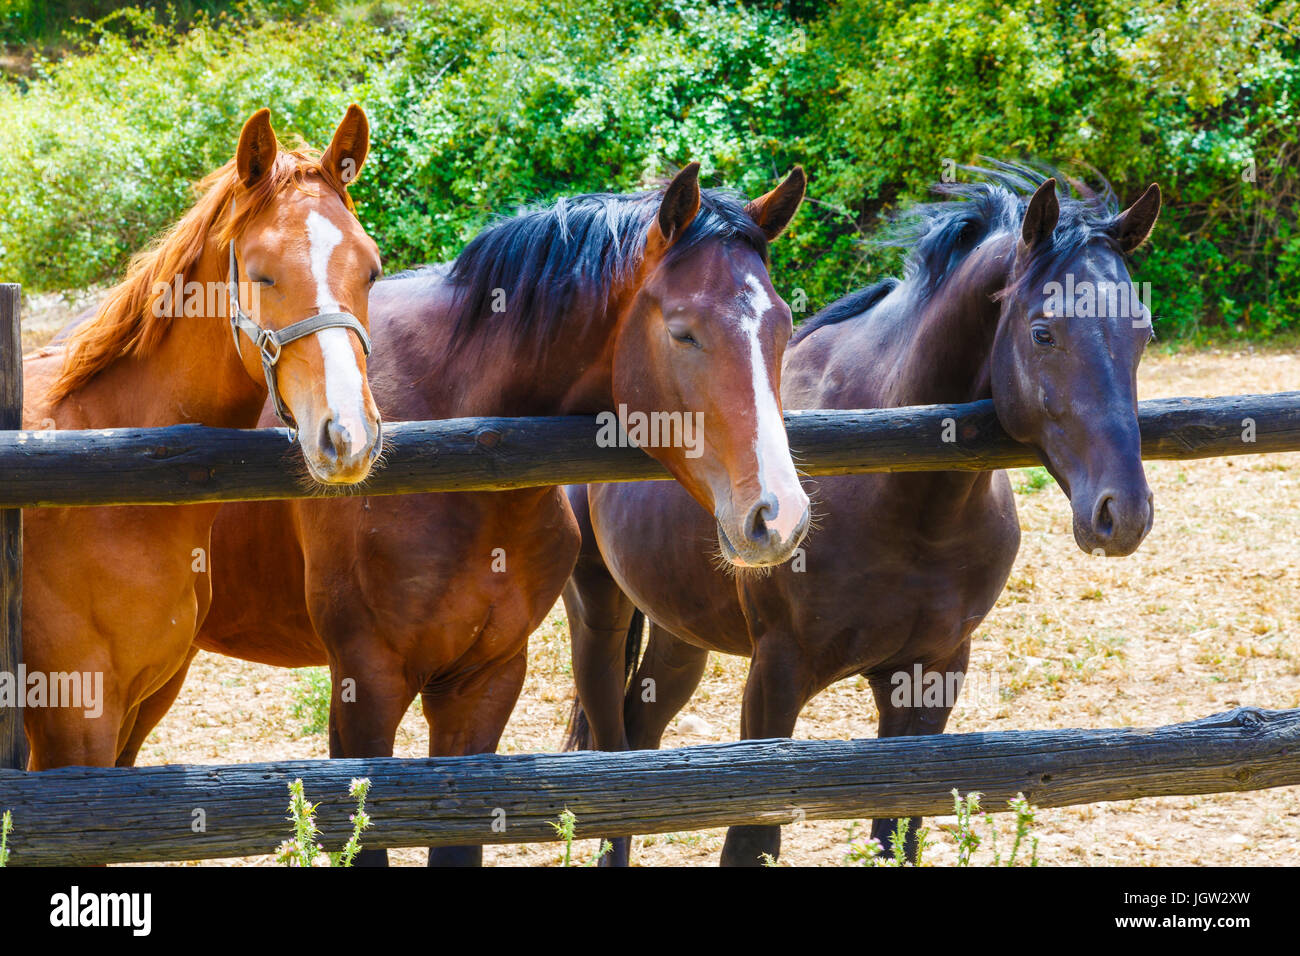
[887,237,1012,407]
[57,245,266,429]
[785,236,1015,516]
[403,277,625,419]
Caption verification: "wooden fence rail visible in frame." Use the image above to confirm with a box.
[3,282,1300,862]
[0,392,1296,509]
[0,706,1294,865]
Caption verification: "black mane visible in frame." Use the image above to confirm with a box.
[792,277,899,344]
[795,162,1124,343]
[406,185,769,353]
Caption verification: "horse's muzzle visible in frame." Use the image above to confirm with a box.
[716,494,811,568]
[302,415,382,485]
[1073,485,1154,557]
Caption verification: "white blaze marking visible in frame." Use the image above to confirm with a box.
[741,273,807,542]
[306,209,368,450]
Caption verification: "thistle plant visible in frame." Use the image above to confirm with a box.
[275,777,372,867]
[550,808,612,867]
[843,818,931,867]
[331,777,373,867]
[842,821,884,866]
[842,791,1039,867]
[950,789,1040,867]
[0,810,12,868]
[952,789,983,866]
[996,793,1040,867]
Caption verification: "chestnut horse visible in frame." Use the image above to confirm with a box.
[20,106,382,770]
[563,166,1163,865]
[140,164,810,865]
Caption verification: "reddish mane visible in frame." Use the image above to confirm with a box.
[47,148,357,402]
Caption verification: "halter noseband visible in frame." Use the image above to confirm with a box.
[227,239,372,432]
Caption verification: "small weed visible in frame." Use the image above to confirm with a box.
[842,791,1040,867]
[290,667,331,736]
[842,818,931,867]
[949,790,1040,867]
[275,777,372,867]
[1014,467,1054,494]
[0,810,11,867]
[551,809,612,867]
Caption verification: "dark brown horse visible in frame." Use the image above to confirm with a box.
[563,166,1163,865]
[126,163,811,864]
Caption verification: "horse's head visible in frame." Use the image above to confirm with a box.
[612,164,810,568]
[990,177,1162,556]
[228,106,383,484]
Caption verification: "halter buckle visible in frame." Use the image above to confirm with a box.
[254,328,282,366]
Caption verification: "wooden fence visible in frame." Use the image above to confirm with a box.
[0,707,1296,865]
[1,281,1298,864]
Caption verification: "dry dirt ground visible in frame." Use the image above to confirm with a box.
[30,322,1283,866]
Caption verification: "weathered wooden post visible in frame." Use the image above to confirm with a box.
[0,283,26,770]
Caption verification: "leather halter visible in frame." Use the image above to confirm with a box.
[227,239,372,431]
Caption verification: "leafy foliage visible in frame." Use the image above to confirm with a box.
[2,0,1298,338]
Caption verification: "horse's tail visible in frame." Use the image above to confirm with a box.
[563,608,645,752]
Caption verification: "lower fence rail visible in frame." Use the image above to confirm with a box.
[0,706,1295,865]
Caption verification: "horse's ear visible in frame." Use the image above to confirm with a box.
[1113,183,1161,253]
[745,166,806,241]
[236,108,278,188]
[1021,177,1059,249]
[651,162,702,248]
[321,103,370,188]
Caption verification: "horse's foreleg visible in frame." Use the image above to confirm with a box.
[421,648,527,867]
[26,699,125,771]
[601,623,710,866]
[564,565,638,756]
[116,646,199,766]
[719,643,813,867]
[867,640,972,863]
[562,552,648,866]
[326,648,419,867]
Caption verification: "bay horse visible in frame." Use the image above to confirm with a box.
[563,166,1163,865]
[145,163,810,865]
[19,106,383,771]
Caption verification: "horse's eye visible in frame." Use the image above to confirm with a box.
[667,319,700,347]
[1032,327,1055,347]
[368,269,380,285]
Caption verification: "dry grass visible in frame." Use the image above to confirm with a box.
[118,344,1300,866]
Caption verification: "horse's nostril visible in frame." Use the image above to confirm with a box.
[745,499,776,543]
[1094,495,1116,538]
[320,419,349,462]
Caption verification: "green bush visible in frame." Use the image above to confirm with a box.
[810,0,1300,337]
[2,0,1299,339]
[351,0,816,289]
[0,1,331,45]
[0,5,379,289]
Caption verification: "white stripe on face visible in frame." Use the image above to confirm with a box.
[741,273,807,541]
[306,209,368,445]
